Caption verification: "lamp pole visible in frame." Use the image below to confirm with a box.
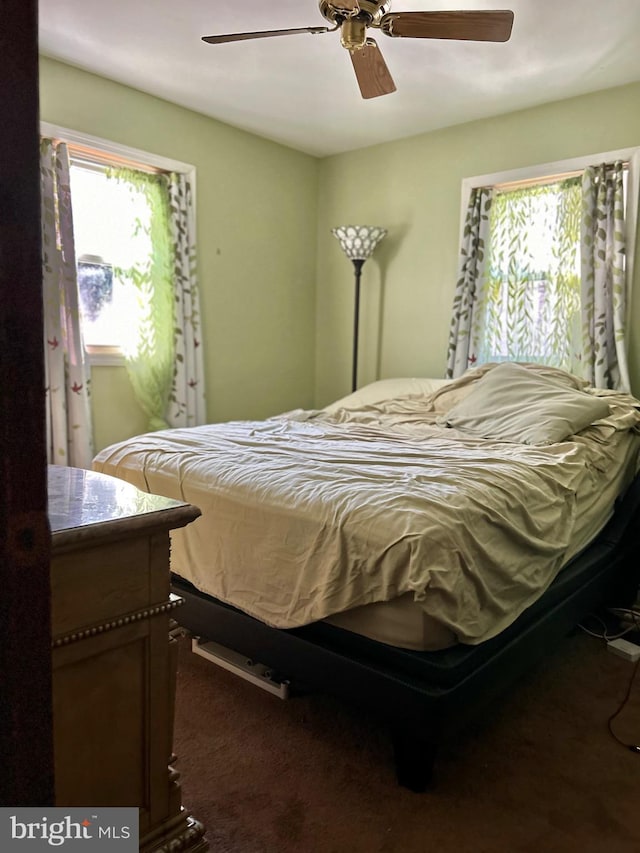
[351,258,365,393]
[331,225,387,394]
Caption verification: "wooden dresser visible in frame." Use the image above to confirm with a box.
[48,465,208,852]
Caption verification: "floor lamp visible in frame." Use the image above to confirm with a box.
[332,225,387,392]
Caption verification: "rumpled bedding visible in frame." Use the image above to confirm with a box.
[92,364,640,644]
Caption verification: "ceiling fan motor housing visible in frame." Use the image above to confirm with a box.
[340,19,367,50]
[319,0,392,27]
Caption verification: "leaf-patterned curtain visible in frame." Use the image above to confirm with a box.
[580,161,629,391]
[445,187,493,378]
[107,168,175,432]
[166,172,206,428]
[40,139,94,468]
[477,178,582,372]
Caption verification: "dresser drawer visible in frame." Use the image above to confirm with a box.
[51,535,164,638]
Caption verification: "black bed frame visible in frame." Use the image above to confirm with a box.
[171,474,640,792]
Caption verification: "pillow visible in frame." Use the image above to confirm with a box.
[436,362,610,445]
[324,377,451,413]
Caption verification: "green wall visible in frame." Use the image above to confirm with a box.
[39,56,319,452]
[316,82,640,406]
[39,57,640,446]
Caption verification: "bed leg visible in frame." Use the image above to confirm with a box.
[391,729,437,793]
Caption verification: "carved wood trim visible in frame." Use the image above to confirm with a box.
[52,596,185,648]
[140,808,208,853]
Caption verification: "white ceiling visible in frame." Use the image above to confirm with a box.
[38,0,640,158]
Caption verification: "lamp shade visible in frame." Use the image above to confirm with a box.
[332,225,387,261]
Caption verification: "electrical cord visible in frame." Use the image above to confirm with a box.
[607,606,640,627]
[578,613,639,641]
[607,656,640,754]
[578,607,640,753]
[578,607,640,641]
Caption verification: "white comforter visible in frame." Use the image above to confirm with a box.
[93,366,640,644]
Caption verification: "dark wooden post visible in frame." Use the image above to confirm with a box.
[0,0,54,805]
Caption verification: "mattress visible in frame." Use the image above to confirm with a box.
[93,364,640,648]
[324,592,456,650]
[325,426,640,650]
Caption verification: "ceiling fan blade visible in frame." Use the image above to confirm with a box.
[350,39,396,100]
[380,10,514,42]
[202,26,332,45]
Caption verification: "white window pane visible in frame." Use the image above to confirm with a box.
[70,164,153,349]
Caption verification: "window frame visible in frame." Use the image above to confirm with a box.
[40,122,196,366]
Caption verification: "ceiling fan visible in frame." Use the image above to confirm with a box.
[202,2,514,100]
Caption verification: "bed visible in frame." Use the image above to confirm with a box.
[93,362,640,789]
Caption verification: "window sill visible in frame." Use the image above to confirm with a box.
[86,346,125,367]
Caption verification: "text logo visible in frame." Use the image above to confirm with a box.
[0,808,138,851]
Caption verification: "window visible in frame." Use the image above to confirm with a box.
[70,162,156,358]
[455,147,640,379]
[478,176,583,371]
[41,122,196,367]
[41,123,205,433]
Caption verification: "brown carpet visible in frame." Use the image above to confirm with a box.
[173,632,640,853]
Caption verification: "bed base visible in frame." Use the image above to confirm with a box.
[191,637,291,699]
[171,474,640,792]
